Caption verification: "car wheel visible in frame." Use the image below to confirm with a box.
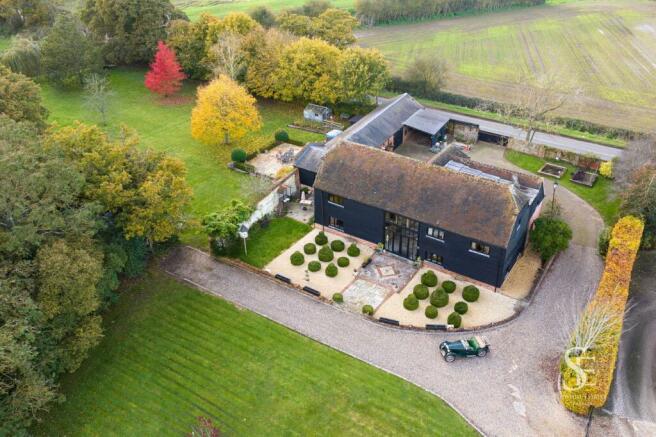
[445,353,456,362]
[477,349,487,357]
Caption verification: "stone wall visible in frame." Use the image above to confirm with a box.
[452,121,479,144]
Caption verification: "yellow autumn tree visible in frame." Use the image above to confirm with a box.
[191,74,262,145]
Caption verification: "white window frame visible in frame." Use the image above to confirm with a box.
[469,241,491,257]
[426,226,445,242]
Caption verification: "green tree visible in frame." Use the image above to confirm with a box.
[530,217,573,262]
[249,6,276,28]
[202,200,253,252]
[404,56,448,96]
[0,0,55,34]
[620,165,656,249]
[0,65,48,129]
[242,27,294,99]
[81,0,187,65]
[41,13,102,88]
[313,8,358,48]
[0,36,41,77]
[338,47,390,102]
[166,15,216,80]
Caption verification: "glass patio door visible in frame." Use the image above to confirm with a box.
[384,212,419,260]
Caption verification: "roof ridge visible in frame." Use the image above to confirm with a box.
[343,93,414,140]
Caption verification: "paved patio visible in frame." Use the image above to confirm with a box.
[356,252,417,293]
[248,143,301,179]
[395,142,436,161]
[342,279,391,313]
[285,201,314,224]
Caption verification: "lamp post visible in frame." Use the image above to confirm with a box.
[551,181,559,216]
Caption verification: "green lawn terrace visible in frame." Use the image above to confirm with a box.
[175,0,356,21]
[41,68,324,247]
[33,268,478,436]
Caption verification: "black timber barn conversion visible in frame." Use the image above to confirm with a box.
[295,94,545,288]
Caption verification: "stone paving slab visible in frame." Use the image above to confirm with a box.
[342,279,393,312]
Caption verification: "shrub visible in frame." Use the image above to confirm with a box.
[308,261,321,272]
[330,239,345,252]
[454,301,469,315]
[599,161,613,178]
[463,285,480,302]
[337,256,350,267]
[530,217,573,262]
[325,263,338,277]
[315,231,328,245]
[425,305,438,319]
[447,312,462,328]
[231,148,247,163]
[598,227,611,257]
[318,245,334,262]
[347,243,360,257]
[403,294,419,311]
[303,242,317,255]
[413,284,429,300]
[274,129,289,142]
[421,270,438,287]
[290,251,304,266]
[442,280,456,293]
[430,289,449,308]
[332,292,343,303]
[362,304,374,316]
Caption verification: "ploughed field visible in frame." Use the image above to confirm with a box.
[174,0,356,20]
[357,0,656,131]
[33,269,478,436]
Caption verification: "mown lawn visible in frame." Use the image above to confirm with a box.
[175,0,355,20]
[226,217,311,268]
[34,269,477,436]
[505,150,620,224]
[41,68,323,246]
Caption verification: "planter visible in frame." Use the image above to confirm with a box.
[537,163,567,179]
[570,170,598,187]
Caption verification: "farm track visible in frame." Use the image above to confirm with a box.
[357,0,656,132]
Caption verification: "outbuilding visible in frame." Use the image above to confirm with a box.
[304,104,332,123]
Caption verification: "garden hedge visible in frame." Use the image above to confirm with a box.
[290,251,304,266]
[274,129,289,142]
[318,245,334,262]
[337,256,350,268]
[463,285,480,302]
[347,243,360,257]
[447,312,462,329]
[442,280,456,294]
[425,305,438,319]
[561,216,644,415]
[332,292,344,303]
[308,261,321,272]
[362,304,374,315]
[325,263,338,277]
[454,301,468,315]
[330,239,345,252]
[403,294,419,311]
[421,270,438,287]
[315,231,328,245]
[303,242,317,255]
[430,289,449,308]
[413,284,429,300]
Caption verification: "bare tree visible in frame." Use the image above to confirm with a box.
[210,33,244,80]
[565,301,622,354]
[505,73,579,147]
[404,56,448,96]
[614,134,656,189]
[83,73,114,126]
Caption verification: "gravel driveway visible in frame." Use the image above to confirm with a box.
[161,242,603,437]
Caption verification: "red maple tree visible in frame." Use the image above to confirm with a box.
[144,41,186,97]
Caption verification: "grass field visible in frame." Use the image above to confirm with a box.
[358,0,656,131]
[33,269,477,436]
[505,150,620,224]
[41,68,323,246]
[175,0,355,21]
[226,217,311,267]
[0,36,11,52]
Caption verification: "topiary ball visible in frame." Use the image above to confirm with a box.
[447,312,462,328]
[347,243,360,257]
[318,245,334,262]
[337,256,350,267]
[275,129,289,142]
[463,285,480,302]
[454,301,468,315]
[315,231,328,245]
[231,148,247,163]
[290,251,304,266]
[330,239,345,252]
[403,294,419,311]
[442,280,456,294]
[430,289,449,308]
[308,261,321,272]
[425,305,438,319]
[362,304,374,316]
[421,270,438,287]
[325,263,338,277]
[332,292,344,303]
[413,284,429,300]
[303,242,317,255]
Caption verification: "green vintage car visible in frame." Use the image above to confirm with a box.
[439,336,489,362]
